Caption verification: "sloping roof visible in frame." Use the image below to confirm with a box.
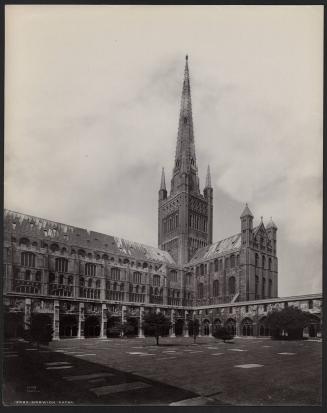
[187,233,242,265]
[4,209,175,265]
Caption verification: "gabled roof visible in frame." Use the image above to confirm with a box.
[4,209,176,265]
[187,233,241,265]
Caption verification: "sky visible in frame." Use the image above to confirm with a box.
[5,5,323,296]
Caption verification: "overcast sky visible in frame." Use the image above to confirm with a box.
[5,5,323,296]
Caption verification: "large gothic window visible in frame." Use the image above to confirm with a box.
[133,272,142,284]
[21,252,35,267]
[228,276,236,295]
[213,280,219,297]
[153,274,160,286]
[230,255,235,268]
[85,263,96,276]
[214,259,218,272]
[262,277,266,298]
[198,283,204,299]
[170,270,177,282]
[111,267,120,281]
[255,253,259,267]
[268,279,272,298]
[55,258,68,273]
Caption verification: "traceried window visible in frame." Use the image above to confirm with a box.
[255,253,259,267]
[228,276,236,295]
[35,271,42,282]
[268,258,272,271]
[133,272,142,284]
[21,252,35,267]
[153,274,160,286]
[170,270,177,282]
[111,267,120,281]
[268,279,272,298]
[230,255,235,268]
[262,277,266,299]
[213,280,219,297]
[198,283,204,299]
[55,257,68,273]
[85,263,96,276]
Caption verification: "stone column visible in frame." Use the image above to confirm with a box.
[100,303,107,339]
[183,310,189,337]
[170,309,176,338]
[198,310,202,337]
[121,305,126,337]
[235,308,241,337]
[138,306,145,338]
[77,302,85,339]
[53,300,60,340]
[209,310,213,337]
[24,298,31,331]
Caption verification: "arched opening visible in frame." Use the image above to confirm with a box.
[4,311,25,339]
[213,280,219,297]
[258,317,270,337]
[203,319,210,336]
[84,315,100,338]
[59,315,78,338]
[225,318,236,336]
[307,315,321,338]
[241,318,253,336]
[213,318,222,335]
[175,319,184,336]
[124,317,138,336]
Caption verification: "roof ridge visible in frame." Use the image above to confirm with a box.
[4,209,175,263]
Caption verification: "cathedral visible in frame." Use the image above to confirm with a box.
[3,56,322,340]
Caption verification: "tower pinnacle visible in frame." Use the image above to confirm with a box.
[205,165,212,188]
[160,168,166,190]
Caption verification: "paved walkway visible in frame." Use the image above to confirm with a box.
[2,336,322,406]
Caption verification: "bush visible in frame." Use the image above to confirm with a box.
[142,312,171,345]
[266,306,311,340]
[29,314,53,347]
[107,316,123,337]
[213,326,233,342]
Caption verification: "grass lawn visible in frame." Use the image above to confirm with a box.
[3,336,322,406]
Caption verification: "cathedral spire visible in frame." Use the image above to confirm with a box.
[205,165,212,188]
[171,55,199,195]
[160,167,166,190]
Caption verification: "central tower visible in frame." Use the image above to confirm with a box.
[158,56,213,265]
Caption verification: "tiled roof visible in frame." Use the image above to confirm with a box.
[188,233,242,265]
[4,210,175,265]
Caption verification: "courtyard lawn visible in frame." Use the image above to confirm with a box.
[3,336,322,406]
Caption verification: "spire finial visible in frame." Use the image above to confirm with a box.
[186,54,188,61]
[261,216,263,222]
[160,167,166,191]
[205,165,212,188]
